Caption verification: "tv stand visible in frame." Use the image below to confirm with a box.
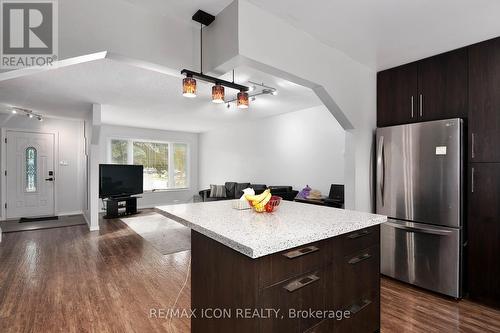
[103,196,140,219]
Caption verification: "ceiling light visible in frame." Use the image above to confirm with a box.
[28,113,34,118]
[212,84,225,104]
[11,109,17,114]
[182,77,197,98]
[237,91,249,109]
[271,90,278,96]
[181,10,249,104]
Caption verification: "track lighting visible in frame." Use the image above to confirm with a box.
[10,107,43,121]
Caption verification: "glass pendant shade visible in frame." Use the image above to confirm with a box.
[212,84,225,103]
[182,77,197,98]
[237,91,249,109]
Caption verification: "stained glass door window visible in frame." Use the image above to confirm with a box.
[25,147,37,192]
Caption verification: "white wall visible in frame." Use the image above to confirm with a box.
[98,124,199,208]
[199,105,345,195]
[201,0,377,212]
[0,115,85,217]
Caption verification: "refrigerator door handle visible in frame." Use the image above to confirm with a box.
[377,136,385,206]
[385,221,452,236]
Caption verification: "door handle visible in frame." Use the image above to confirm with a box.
[471,133,475,159]
[471,167,475,193]
[419,94,423,117]
[347,299,372,315]
[348,252,372,265]
[283,272,320,292]
[45,177,54,181]
[385,222,452,236]
[282,245,319,259]
[376,136,385,206]
[411,96,414,118]
[347,229,371,239]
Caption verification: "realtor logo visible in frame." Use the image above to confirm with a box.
[1,0,58,68]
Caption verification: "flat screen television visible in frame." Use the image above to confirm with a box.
[99,164,143,198]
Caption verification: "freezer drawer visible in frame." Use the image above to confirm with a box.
[381,219,461,298]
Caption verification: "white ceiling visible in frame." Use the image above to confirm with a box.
[128,0,500,70]
[0,59,321,132]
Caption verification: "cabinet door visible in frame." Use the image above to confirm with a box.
[469,37,500,162]
[468,163,500,307]
[377,63,418,127]
[418,48,468,121]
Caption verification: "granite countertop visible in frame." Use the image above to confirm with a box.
[155,200,387,259]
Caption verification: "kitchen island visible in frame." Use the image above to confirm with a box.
[156,200,387,333]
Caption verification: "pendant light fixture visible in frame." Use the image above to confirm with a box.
[212,84,224,103]
[181,10,250,107]
[183,76,197,98]
[237,91,249,109]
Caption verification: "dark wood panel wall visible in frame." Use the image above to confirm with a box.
[377,36,500,308]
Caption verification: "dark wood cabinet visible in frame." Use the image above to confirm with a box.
[469,38,500,162]
[468,163,500,307]
[377,48,467,127]
[377,63,418,127]
[191,225,380,332]
[418,48,468,121]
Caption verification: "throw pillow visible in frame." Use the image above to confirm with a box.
[209,184,227,198]
[235,183,251,199]
[225,182,237,199]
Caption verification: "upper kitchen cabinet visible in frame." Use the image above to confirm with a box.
[377,48,468,127]
[417,48,468,122]
[377,63,418,127]
[469,37,500,162]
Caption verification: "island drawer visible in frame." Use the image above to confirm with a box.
[258,239,333,288]
[333,225,380,257]
[334,245,380,309]
[258,266,332,333]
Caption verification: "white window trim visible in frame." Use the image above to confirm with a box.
[107,137,190,191]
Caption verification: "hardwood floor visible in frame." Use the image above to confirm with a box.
[1,215,499,332]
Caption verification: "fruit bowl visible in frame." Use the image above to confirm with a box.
[245,189,282,213]
[265,196,282,212]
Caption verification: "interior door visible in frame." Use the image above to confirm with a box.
[6,131,55,218]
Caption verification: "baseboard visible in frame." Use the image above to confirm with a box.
[82,212,100,231]
[58,210,83,217]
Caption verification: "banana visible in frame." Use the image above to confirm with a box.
[254,192,272,212]
[245,189,270,204]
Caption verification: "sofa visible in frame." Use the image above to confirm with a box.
[199,182,299,202]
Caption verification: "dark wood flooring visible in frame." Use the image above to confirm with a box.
[0,215,499,332]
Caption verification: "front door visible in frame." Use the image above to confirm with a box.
[6,131,55,218]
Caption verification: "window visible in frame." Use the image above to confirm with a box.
[109,139,188,191]
[25,147,37,192]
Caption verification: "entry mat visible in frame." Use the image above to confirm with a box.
[19,216,59,223]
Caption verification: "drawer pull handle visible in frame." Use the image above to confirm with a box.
[348,253,372,264]
[348,299,372,315]
[283,245,319,259]
[347,230,371,239]
[283,273,320,292]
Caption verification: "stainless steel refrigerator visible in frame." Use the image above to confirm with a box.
[376,118,463,298]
